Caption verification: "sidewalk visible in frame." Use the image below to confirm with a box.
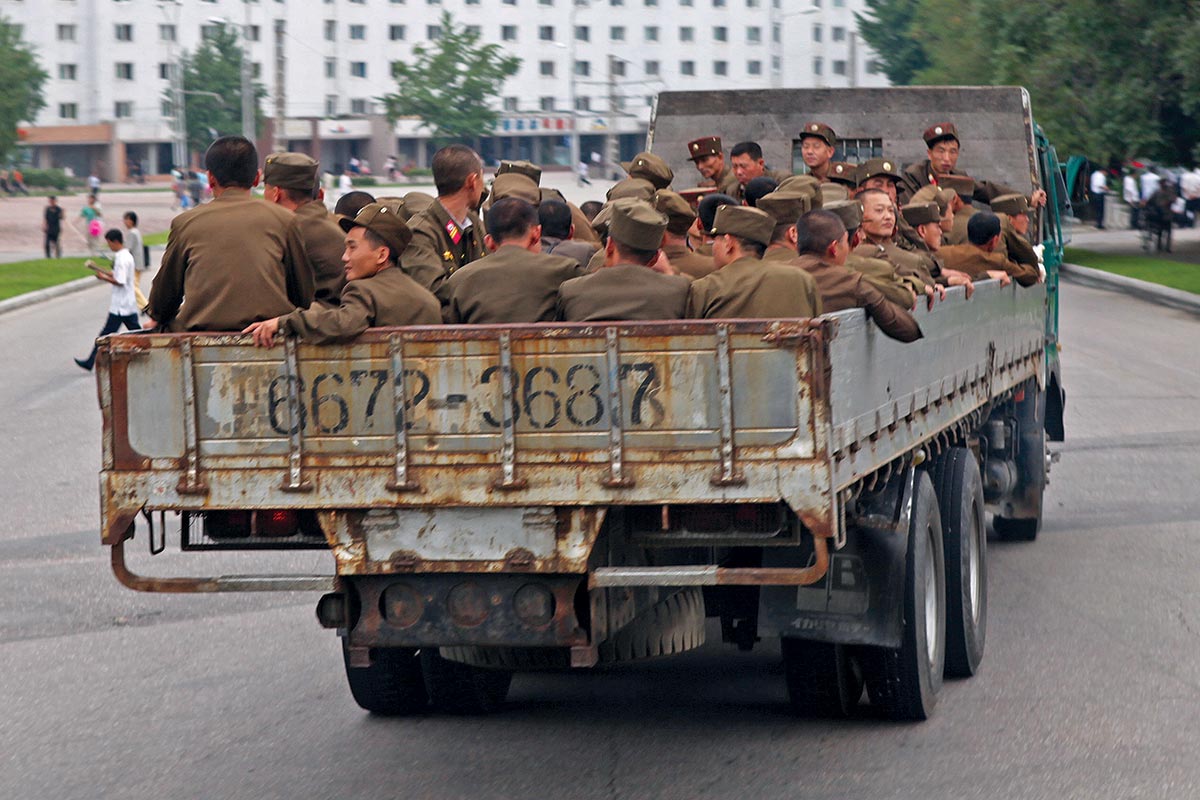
[1065,220,1200,264]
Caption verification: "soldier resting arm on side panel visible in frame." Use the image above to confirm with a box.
[243,202,440,347]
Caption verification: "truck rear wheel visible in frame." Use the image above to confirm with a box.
[341,642,428,716]
[993,386,1047,542]
[861,471,946,721]
[781,638,863,718]
[933,447,988,678]
[597,587,706,663]
[421,650,513,714]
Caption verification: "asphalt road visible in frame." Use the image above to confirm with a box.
[1,278,1198,800]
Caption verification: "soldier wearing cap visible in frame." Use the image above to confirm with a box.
[901,201,977,297]
[898,122,1048,209]
[401,144,488,307]
[911,184,956,235]
[489,172,541,206]
[655,190,716,279]
[728,141,792,204]
[857,158,904,205]
[938,212,1039,287]
[686,136,736,192]
[495,159,542,185]
[990,193,1039,271]
[827,162,858,189]
[622,152,674,191]
[243,201,440,346]
[557,198,690,321]
[756,186,815,264]
[263,152,348,309]
[149,136,313,332]
[799,122,838,183]
[855,188,936,300]
[538,199,599,270]
[792,210,922,342]
[937,174,978,246]
[446,197,586,324]
[607,176,657,202]
[689,192,738,257]
[826,199,920,310]
[685,205,821,319]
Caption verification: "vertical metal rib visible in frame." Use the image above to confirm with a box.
[387,334,419,492]
[603,327,633,488]
[280,337,311,492]
[494,331,526,490]
[712,324,745,486]
[176,338,207,494]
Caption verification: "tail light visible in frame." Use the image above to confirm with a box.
[186,510,325,550]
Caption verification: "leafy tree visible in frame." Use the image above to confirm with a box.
[174,26,266,154]
[382,11,521,147]
[855,0,930,86]
[0,16,48,164]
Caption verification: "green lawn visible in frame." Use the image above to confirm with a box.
[1063,248,1200,295]
[144,230,169,246]
[0,257,94,301]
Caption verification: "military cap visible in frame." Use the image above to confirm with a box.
[744,176,780,208]
[687,136,722,161]
[403,191,436,216]
[540,187,567,204]
[901,201,942,227]
[827,161,858,186]
[937,174,976,198]
[757,188,816,227]
[608,197,668,251]
[820,183,850,205]
[857,158,902,184]
[799,122,837,148]
[710,204,775,247]
[263,152,319,191]
[654,189,697,236]
[776,175,823,209]
[495,159,542,185]
[337,201,412,260]
[923,122,959,148]
[621,151,674,190]
[991,193,1031,216]
[491,172,541,205]
[824,199,863,233]
[607,176,656,201]
[911,184,951,214]
[591,203,614,235]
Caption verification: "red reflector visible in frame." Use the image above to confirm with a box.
[257,509,299,538]
[1014,389,1025,402]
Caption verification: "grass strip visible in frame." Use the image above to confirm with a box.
[1063,247,1200,295]
[0,257,94,301]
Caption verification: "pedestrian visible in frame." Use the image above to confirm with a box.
[10,168,29,196]
[79,194,104,256]
[0,170,11,195]
[1089,165,1108,229]
[88,171,102,196]
[385,155,398,182]
[122,211,150,311]
[577,159,592,186]
[1123,169,1141,230]
[338,167,354,203]
[74,228,141,371]
[43,196,64,258]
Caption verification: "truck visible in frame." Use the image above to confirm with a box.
[94,87,1067,720]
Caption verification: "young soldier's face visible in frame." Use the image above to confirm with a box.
[861,177,898,205]
[918,222,943,250]
[342,227,388,281]
[800,138,835,171]
[1010,212,1030,236]
[860,194,896,238]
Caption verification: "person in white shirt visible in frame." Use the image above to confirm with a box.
[1089,167,1109,229]
[1122,170,1141,228]
[74,228,141,371]
[1140,170,1161,206]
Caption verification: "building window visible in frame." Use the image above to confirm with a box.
[539,26,554,41]
[351,99,369,114]
[575,60,590,76]
[747,26,761,44]
[540,96,555,110]
[575,26,589,41]
[812,24,822,42]
[611,0,624,5]
[832,26,845,42]
[465,24,482,36]
[610,26,625,41]
[680,60,695,76]
[772,55,781,72]
[427,24,442,39]
[58,64,77,80]
[813,57,823,76]
[159,24,176,41]
[252,62,262,79]
[539,60,556,76]
[57,24,76,41]
[575,96,590,111]
[772,23,781,44]
[324,20,336,41]
[501,25,517,41]
[680,26,694,42]
[832,59,847,76]
[326,95,338,116]
[644,59,659,76]
[200,24,221,40]
[747,0,759,5]
[115,63,134,80]
[158,63,173,80]
[389,25,406,40]
[714,0,726,5]
[713,60,727,76]
[503,97,518,111]
[114,101,132,118]
[713,26,727,42]
[646,0,658,4]
[162,99,174,117]
[644,26,659,42]
[59,103,78,119]
[611,60,626,77]
[747,59,762,75]
[540,0,554,5]
[114,24,133,41]
[865,59,880,75]
[325,58,336,78]
[350,61,367,77]
[246,25,261,42]
[349,24,366,40]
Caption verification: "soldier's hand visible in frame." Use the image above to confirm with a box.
[243,318,281,348]
[1030,189,1048,209]
[986,270,1012,287]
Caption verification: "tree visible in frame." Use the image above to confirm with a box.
[856,0,930,86]
[382,11,521,147]
[0,16,48,165]
[174,26,266,154]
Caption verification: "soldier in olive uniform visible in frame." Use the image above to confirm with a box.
[938,212,1040,287]
[898,122,1048,208]
[243,201,440,346]
[990,193,1040,272]
[557,198,690,321]
[728,141,792,204]
[686,205,821,319]
[497,159,600,247]
[263,152,348,308]
[149,136,313,332]
[687,136,735,192]
[857,158,904,205]
[445,197,586,324]
[654,189,716,279]
[901,201,977,296]
[756,185,815,264]
[855,188,940,305]
[827,161,858,189]
[622,152,674,191]
[798,122,838,183]
[938,174,978,246]
[401,145,488,307]
[539,199,599,270]
[791,210,922,342]
[826,199,919,310]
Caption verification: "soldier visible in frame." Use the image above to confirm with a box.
[857,158,904,205]
[400,144,488,307]
[686,205,821,319]
[792,210,922,342]
[798,122,838,182]
[990,193,1040,272]
[938,212,1040,287]
[938,174,978,246]
[607,176,657,202]
[686,136,734,191]
[855,188,941,305]
[243,201,440,346]
[728,141,791,203]
[911,184,956,236]
[495,159,541,184]
[689,191,738,256]
[557,198,690,321]
[743,176,779,208]
[538,199,598,270]
[826,199,919,310]
[901,201,976,296]
[756,185,815,264]
[446,198,586,324]
[827,161,858,190]
[621,151,674,190]
[654,189,716,279]
[488,172,541,206]
[148,136,313,332]
[898,122,1048,208]
[263,152,348,308]
[333,190,376,219]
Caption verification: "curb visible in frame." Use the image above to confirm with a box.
[0,275,100,317]
[1059,262,1200,315]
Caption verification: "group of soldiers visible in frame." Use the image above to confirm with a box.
[144,120,1045,350]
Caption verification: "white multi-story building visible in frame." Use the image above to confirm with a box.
[2,0,887,179]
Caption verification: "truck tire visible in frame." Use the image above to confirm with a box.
[933,447,988,678]
[598,587,706,663]
[993,386,1047,542]
[781,638,863,718]
[439,646,572,670]
[860,471,946,721]
[421,649,513,715]
[341,642,428,716]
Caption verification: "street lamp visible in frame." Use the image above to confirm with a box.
[208,10,255,142]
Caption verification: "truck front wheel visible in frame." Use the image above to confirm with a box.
[933,446,988,678]
[341,642,428,716]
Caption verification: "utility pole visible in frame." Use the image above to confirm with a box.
[240,0,255,142]
[566,1,580,172]
[272,18,287,153]
[606,54,620,180]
